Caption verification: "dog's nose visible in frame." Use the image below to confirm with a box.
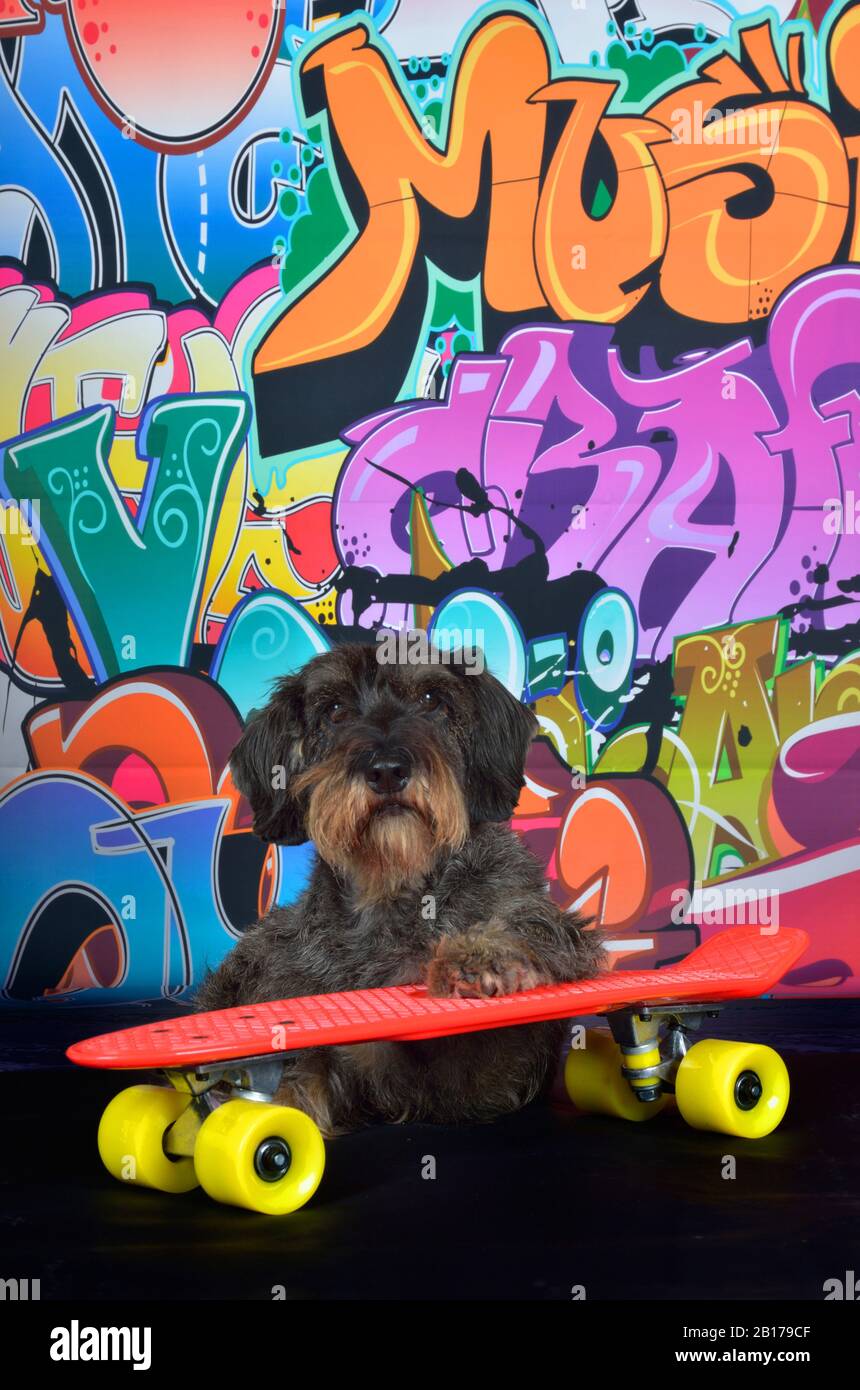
[366,754,411,795]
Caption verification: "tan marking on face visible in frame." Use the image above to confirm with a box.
[293,743,468,903]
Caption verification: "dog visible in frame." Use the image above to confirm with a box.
[195,642,605,1134]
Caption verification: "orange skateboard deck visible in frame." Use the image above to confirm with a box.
[69,924,807,1068]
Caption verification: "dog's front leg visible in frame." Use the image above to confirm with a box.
[425,917,547,998]
[271,1048,365,1138]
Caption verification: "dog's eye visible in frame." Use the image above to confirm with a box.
[326,702,349,725]
[419,689,443,712]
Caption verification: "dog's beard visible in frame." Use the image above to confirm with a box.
[294,748,469,904]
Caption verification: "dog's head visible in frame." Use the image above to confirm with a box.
[230,642,537,901]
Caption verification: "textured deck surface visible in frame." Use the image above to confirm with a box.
[66,925,809,1069]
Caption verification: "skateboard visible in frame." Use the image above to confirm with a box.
[68,923,808,1215]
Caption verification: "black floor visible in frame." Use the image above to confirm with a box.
[1,1001,858,1301]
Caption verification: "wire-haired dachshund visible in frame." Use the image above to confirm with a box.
[195,641,605,1134]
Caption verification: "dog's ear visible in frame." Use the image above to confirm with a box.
[230,674,308,844]
[462,668,538,822]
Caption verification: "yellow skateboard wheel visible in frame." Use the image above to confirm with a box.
[564,1028,667,1122]
[675,1039,789,1138]
[193,1100,325,1215]
[97,1085,200,1194]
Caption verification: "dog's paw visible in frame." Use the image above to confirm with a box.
[426,922,544,999]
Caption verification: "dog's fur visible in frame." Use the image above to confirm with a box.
[195,643,605,1134]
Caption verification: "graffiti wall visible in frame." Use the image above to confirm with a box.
[1,0,859,1004]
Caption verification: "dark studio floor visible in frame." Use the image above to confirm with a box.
[0,1000,858,1302]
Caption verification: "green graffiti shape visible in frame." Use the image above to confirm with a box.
[1,394,250,681]
[280,164,349,294]
[606,39,687,104]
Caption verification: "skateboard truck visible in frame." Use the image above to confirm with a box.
[608,1004,726,1104]
[161,1057,286,1160]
